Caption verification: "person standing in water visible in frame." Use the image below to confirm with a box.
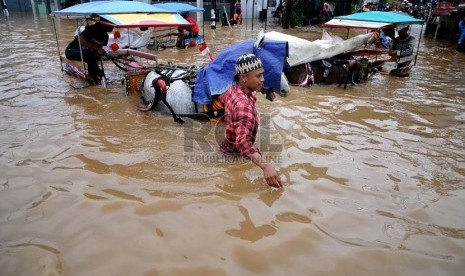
[219,54,283,188]
[389,25,415,58]
[1,0,9,17]
[457,16,465,53]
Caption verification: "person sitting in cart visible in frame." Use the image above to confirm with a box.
[176,12,199,48]
[65,14,113,84]
[388,24,415,75]
[389,24,415,59]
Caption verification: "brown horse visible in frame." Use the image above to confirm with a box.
[310,58,361,88]
[283,55,383,89]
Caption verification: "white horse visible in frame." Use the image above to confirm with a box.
[138,64,289,123]
[138,65,203,123]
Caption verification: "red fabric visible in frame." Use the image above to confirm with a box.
[110,43,119,51]
[219,84,259,158]
[185,15,200,34]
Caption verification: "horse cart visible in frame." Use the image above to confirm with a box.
[323,11,424,78]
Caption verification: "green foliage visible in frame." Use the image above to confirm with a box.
[283,0,304,27]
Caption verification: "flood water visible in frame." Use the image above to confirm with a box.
[1,13,465,276]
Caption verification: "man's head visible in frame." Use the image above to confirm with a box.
[397,24,409,37]
[95,22,114,33]
[92,14,114,33]
[235,53,264,92]
[90,13,100,21]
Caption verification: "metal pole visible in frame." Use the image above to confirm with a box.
[263,0,267,31]
[197,0,203,23]
[246,1,248,30]
[76,19,87,77]
[224,6,231,29]
[252,1,254,31]
[414,24,424,66]
[52,17,63,72]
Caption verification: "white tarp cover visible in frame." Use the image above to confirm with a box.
[106,29,152,49]
[263,31,373,67]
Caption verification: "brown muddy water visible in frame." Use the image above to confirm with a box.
[1,13,465,276]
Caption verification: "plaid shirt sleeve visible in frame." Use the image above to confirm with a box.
[233,101,259,159]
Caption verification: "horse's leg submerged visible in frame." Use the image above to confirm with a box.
[309,59,362,89]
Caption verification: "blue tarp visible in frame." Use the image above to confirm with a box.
[336,11,424,25]
[153,3,204,13]
[51,1,171,17]
[193,39,288,104]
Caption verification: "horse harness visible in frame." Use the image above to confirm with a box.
[143,65,199,124]
[317,58,360,89]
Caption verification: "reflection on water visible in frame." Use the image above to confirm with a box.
[1,14,465,275]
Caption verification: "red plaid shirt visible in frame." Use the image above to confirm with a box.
[219,84,259,158]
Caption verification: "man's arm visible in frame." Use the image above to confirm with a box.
[250,152,282,188]
[78,33,106,56]
[388,38,399,57]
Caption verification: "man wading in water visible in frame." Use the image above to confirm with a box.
[219,54,283,188]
